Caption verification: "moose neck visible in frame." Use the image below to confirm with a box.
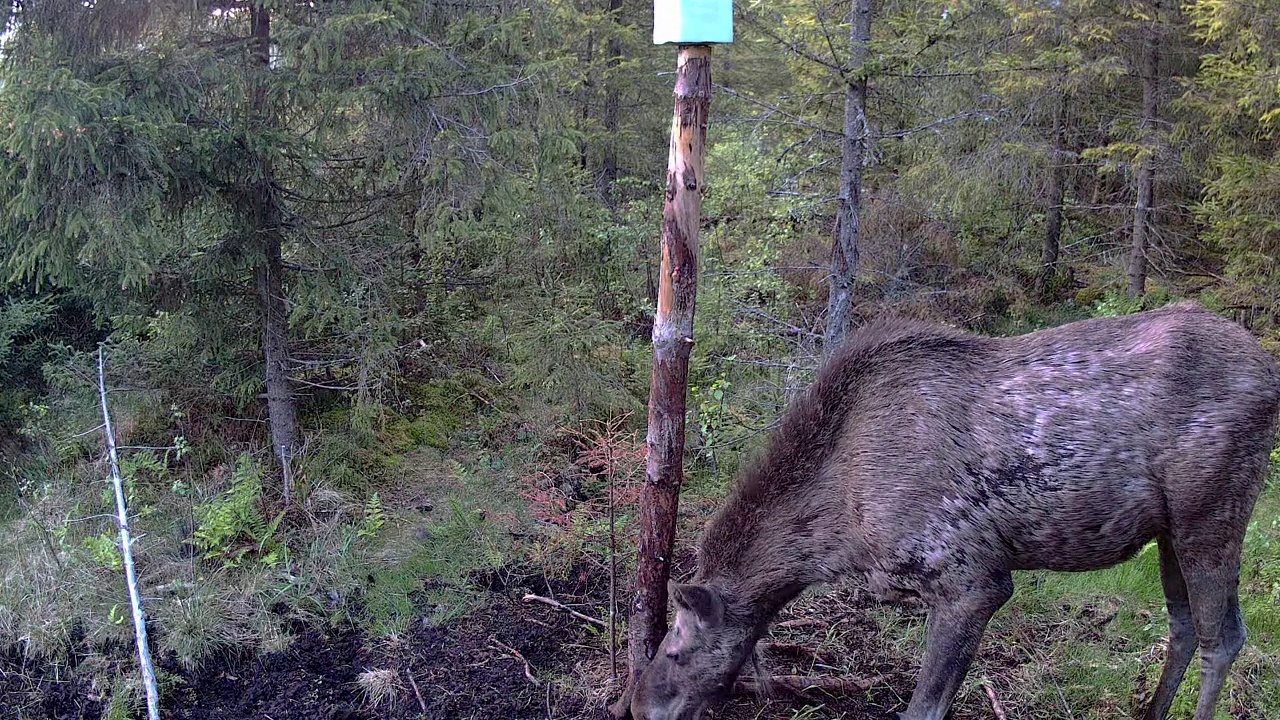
[695,324,918,625]
[696,477,853,627]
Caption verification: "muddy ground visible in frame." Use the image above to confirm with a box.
[1,567,936,720]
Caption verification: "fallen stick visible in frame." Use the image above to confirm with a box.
[776,618,828,630]
[984,681,1009,720]
[760,641,836,666]
[736,674,886,699]
[406,671,428,714]
[522,593,607,628]
[491,638,540,686]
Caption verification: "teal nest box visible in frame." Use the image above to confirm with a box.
[653,0,734,45]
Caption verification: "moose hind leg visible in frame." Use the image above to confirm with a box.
[901,574,1013,720]
[1140,536,1198,720]
[1178,543,1248,720]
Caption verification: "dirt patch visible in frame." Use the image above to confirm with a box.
[5,570,958,720]
[0,642,105,720]
[159,568,610,720]
[164,624,369,720]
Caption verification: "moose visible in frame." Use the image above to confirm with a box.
[626,302,1280,720]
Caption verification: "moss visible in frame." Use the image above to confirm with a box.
[312,406,353,433]
[1073,284,1105,308]
[383,377,479,453]
[408,414,457,450]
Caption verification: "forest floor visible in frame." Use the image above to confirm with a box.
[3,371,1278,720]
[0,564,1144,720]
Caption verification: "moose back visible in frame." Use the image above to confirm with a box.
[628,302,1280,720]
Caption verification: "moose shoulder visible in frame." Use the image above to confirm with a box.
[629,302,1280,720]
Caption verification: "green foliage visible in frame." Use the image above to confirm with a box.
[358,492,386,540]
[1090,291,1144,317]
[151,579,255,671]
[191,454,285,568]
[81,532,122,570]
[362,495,506,637]
[103,672,141,720]
[0,296,58,431]
[2,0,1280,715]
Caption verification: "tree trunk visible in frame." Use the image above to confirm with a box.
[1036,92,1068,300]
[600,0,623,200]
[250,3,298,471]
[825,0,872,354]
[612,44,711,719]
[257,229,297,469]
[1127,11,1160,299]
[579,23,595,171]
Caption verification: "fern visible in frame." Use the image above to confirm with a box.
[191,454,285,568]
[358,492,386,539]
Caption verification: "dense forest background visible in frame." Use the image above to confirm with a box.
[1,1,1278,719]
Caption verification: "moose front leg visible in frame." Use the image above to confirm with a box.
[901,575,1013,720]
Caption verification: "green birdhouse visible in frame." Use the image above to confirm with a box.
[653,0,733,45]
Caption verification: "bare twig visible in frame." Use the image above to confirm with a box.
[406,671,428,714]
[98,346,161,720]
[732,300,821,338]
[522,594,607,628]
[984,680,1009,720]
[776,618,828,630]
[735,674,886,699]
[70,422,107,437]
[608,440,618,680]
[16,497,65,571]
[760,641,836,666]
[877,109,1004,139]
[491,639,540,686]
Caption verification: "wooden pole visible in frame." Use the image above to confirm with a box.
[614,43,712,717]
[98,346,161,720]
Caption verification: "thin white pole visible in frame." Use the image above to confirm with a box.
[98,345,161,720]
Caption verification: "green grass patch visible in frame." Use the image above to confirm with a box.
[360,497,503,637]
[358,453,525,638]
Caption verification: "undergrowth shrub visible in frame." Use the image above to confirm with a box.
[191,454,286,568]
[517,414,644,575]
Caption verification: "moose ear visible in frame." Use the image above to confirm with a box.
[669,581,724,627]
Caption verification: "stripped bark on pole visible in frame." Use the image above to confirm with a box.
[98,346,161,720]
[614,44,712,714]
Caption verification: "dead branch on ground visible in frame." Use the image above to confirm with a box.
[491,638,540,686]
[984,681,1009,720]
[735,674,887,700]
[522,593,607,627]
[776,618,828,630]
[759,641,837,666]
[406,671,428,713]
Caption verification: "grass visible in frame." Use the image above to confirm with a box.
[355,667,403,709]
[0,371,543,711]
[356,452,528,638]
